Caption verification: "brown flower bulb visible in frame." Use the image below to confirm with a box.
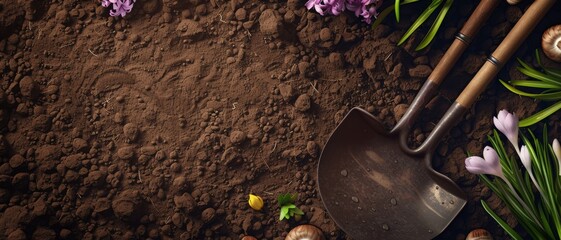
[466,228,493,240]
[506,0,522,5]
[285,224,326,240]
[542,25,561,62]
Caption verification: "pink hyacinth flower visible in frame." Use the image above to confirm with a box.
[305,0,326,15]
[305,0,346,16]
[346,0,382,24]
[101,0,136,17]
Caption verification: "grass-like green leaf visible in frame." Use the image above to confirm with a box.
[397,0,443,46]
[509,80,561,89]
[374,0,451,51]
[544,67,561,79]
[415,0,453,50]
[519,101,561,127]
[372,0,421,29]
[500,80,561,101]
[395,0,401,22]
[516,59,561,87]
[481,200,524,240]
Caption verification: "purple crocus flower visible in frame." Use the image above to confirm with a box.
[465,146,506,179]
[519,145,531,171]
[101,0,136,17]
[553,139,561,176]
[520,145,543,195]
[493,109,519,150]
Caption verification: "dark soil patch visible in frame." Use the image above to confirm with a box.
[0,0,560,239]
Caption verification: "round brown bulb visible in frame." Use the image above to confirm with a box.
[466,228,493,240]
[542,25,561,62]
[285,224,325,240]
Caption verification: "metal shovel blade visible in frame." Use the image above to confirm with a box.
[317,108,466,240]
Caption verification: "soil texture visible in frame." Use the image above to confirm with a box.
[0,0,560,239]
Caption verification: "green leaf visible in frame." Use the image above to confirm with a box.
[544,67,561,79]
[415,0,453,50]
[277,193,296,206]
[519,101,561,127]
[372,0,422,29]
[509,80,561,89]
[481,200,524,240]
[292,207,304,215]
[500,80,561,100]
[395,0,401,22]
[516,59,561,87]
[280,206,290,220]
[397,0,443,46]
[536,49,542,66]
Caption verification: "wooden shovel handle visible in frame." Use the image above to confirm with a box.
[413,0,556,155]
[456,0,556,107]
[392,0,499,134]
[428,0,499,86]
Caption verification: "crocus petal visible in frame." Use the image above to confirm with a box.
[465,146,504,178]
[519,145,531,171]
[493,109,519,149]
[493,116,505,133]
[482,146,500,169]
[465,156,489,175]
[553,139,561,175]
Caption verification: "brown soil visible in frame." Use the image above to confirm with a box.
[0,0,560,239]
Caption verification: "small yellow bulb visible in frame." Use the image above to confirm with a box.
[248,194,264,210]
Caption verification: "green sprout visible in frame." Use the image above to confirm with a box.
[374,0,455,51]
[277,193,304,221]
[500,50,561,127]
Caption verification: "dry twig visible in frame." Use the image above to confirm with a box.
[88,49,99,57]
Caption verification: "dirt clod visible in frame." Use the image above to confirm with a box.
[18,76,39,99]
[117,146,135,160]
[259,9,281,35]
[123,123,139,142]
[294,94,311,112]
[174,194,196,213]
[230,130,247,144]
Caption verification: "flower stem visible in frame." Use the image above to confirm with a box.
[500,175,545,231]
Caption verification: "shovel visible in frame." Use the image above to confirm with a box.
[317,0,556,239]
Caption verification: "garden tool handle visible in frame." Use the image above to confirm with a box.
[411,0,556,155]
[456,0,556,107]
[392,0,499,135]
[428,0,499,86]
